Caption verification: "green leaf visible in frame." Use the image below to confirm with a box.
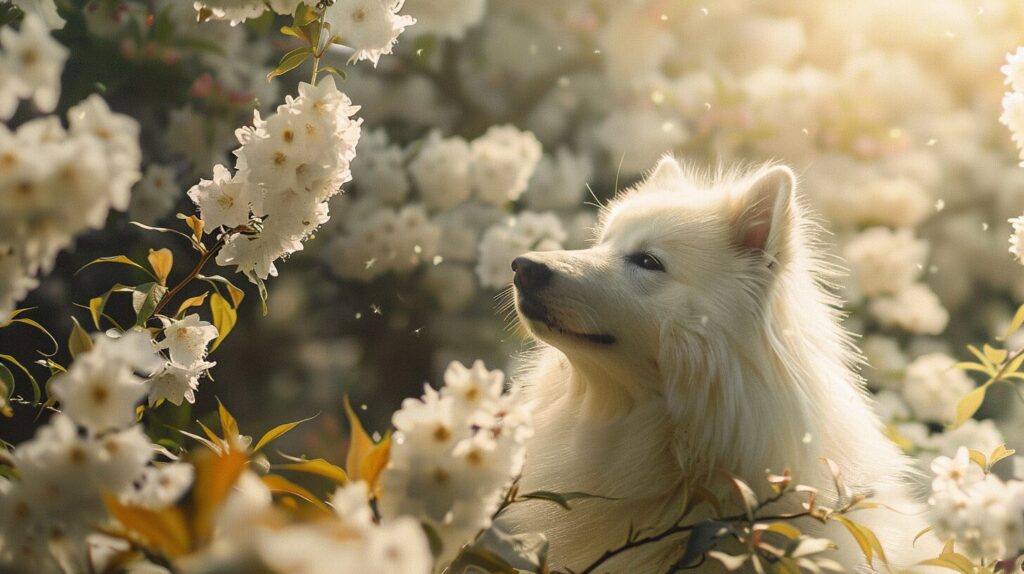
[279,24,308,41]
[0,354,40,404]
[198,275,245,307]
[676,521,732,570]
[77,255,157,281]
[253,414,318,453]
[951,385,989,429]
[134,283,167,327]
[267,46,313,81]
[954,361,994,376]
[316,65,347,80]
[130,221,197,246]
[0,363,15,417]
[518,490,619,510]
[5,317,58,357]
[68,317,93,358]
[208,293,236,353]
[293,2,317,26]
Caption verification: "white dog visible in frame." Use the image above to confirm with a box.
[502,157,934,572]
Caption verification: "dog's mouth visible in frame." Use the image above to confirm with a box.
[516,294,616,346]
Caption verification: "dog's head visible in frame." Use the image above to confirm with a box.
[513,156,799,393]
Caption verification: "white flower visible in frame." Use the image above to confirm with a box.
[901,353,974,424]
[0,14,68,118]
[469,125,542,206]
[593,109,689,177]
[50,337,157,433]
[1003,47,1024,93]
[1001,91,1024,162]
[408,131,472,211]
[129,164,180,224]
[523,148,593,211]
[1010,214,1024,264]
[476,211,566,289]
[194,0,307,25]
[869,283,949,335]
[11,0,65,29]
[156,314,218,368]
[324,0,416,66]
[68,95,142,211]
[187,164,253,231]
[122,463,195,510]
[861,335,907,390]
[844,227,928,297]
[352,129,409,204]
[206,77,361,282]
[146,361,213,406]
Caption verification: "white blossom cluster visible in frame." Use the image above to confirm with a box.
[0,333,191,572]
[195,0,415,67]
[0,14,66,121]
[189,77,362,282]
[205,476,432,574]
[929,448,1024,563]
[148,314,220,406]
[324,124,570,301]
[379,360,532,566]
[0,93,142,318]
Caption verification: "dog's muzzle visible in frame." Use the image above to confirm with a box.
[511,256,616,346]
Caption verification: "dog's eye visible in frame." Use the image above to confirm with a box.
[628,252,666,272]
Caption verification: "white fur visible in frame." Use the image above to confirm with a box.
[501,157,936,572]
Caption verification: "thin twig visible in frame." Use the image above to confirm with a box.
[150,235,228,318]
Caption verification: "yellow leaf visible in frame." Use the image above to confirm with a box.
[1001,303,1024,341]
[275,458,348,484]
[361,432,391,499]
[77,255,157,281]
[196,420,225,450]
[253,414,318,454]
[967,449,987,470]
[192,450,247,544]
[951,385,989,429]
[989,444,1016,470]
[1004,352,1024,379]
[344,395,374,482]
[918,553,975,574]
[966,344,990,368]
[147,248,173,286]
[954,361,995,376]
[68,317,93,358]
[176,292,209,318]
[217,399,240,447]
[983,344,1008,367]
[181,214,205,239]
[261,474,330,511]
[103,494,191,557]
[763,522,801,540]
[209,293,237,353]
[833,516,887,567]
[912,526,934,547]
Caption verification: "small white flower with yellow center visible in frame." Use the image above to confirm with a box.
[187,164,253,231]
[325,0,416,66]
[0,13,68,118]
[156,314,219,368]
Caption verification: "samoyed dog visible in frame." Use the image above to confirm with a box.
[502,157,934,572]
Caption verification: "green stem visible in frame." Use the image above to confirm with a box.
[310,7,328,84]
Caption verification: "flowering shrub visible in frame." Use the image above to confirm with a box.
[3,0,1024,572]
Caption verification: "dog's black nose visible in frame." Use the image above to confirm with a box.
[512,257,552,291]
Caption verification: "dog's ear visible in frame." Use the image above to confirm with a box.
[646,155,685,187]
[730,165,795,258]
